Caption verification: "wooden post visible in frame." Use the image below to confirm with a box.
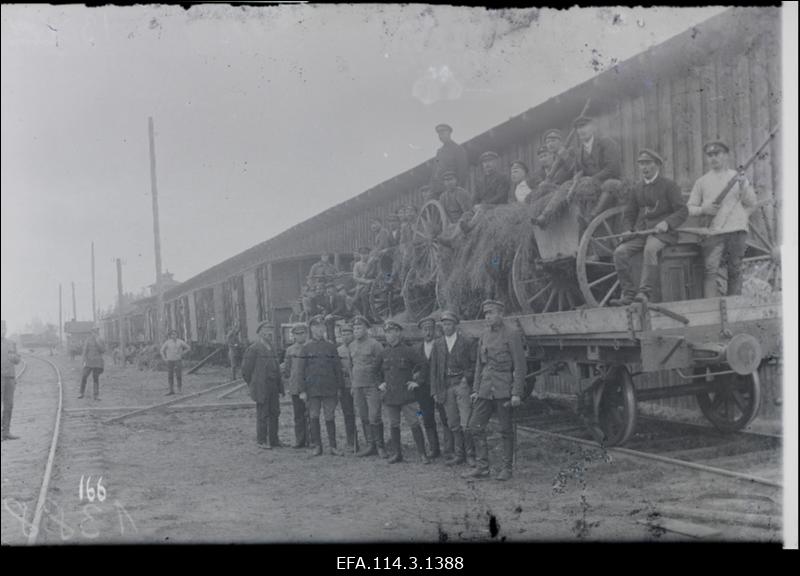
[149,117,164,345]
[91,241,96,322]
[71,281,77,321]
[58,284,63,348]
[117,258,126,354]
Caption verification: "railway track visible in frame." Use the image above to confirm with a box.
[513,399,782,488]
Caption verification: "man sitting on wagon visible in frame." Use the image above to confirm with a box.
[439,170,472,226]
[571,115,624,221]
[459,151,510,233]
[307,253,338,287]
[610,149,688,306]
[531,129,580,225]
[686,140,758,298]
[352,247,372,317]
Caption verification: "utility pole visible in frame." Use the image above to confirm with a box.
[71,281,77,321]
[149,117,164,344]
[117,258,126,355]
[59,283,63,348]
[91,241,97,323]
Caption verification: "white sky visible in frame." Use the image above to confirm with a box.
[0,3,745,332]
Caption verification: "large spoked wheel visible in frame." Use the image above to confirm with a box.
[577,206,627,307]
[743,207,781,290]
[369,270,403,323]
[592,365,637,446]
[402,269,438,322]
[695,367,762,433]
[512,235,583,313]
[410,200,448,286]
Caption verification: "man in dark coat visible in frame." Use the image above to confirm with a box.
[429,123,469,199]
[80,327,106,400]
[610,149,688,305]
[474,151,510,205]
[298,315,345,456]
[379,320,430,464]
[242,320,284,449]
[412,316,451,459]
[573,115,624,219]
[439,170,472,225]
[465,300,526,481]
[320,282,349,341]
[429,310,476,467]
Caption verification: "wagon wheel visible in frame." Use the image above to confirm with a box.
[695,367,762,433]
[512,237,583,314]
[410,200,448,286]
[402,269,438,322]
[743,206,781,290]
[368,272,403,323]
[577,206,627,308]
[592,365,637,446]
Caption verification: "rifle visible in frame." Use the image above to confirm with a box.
[544,98,591,183]
[594,229,658,242]
[700,126,779,226]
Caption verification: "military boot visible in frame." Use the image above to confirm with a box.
[441,425,454,458]
[326,420,343,456]
[269,415,283,448]
[376,422,388,459]
[310,420,323,456]
[445,430,466,466]
[463,433,490,478]
[387,427,403,464]
[411,426,431,465]
[464,431,477,467]
[425,425,441,459]
[356,424,377,457]
[344,414,357,452]
[495,434,514,481]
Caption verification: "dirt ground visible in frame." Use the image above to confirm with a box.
[2,353,784,544]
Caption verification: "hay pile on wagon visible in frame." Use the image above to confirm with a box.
[438,203,537,319]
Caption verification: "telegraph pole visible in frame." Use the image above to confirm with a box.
[71,281,77,321]
[91,241,97,322]
[149,117,164,344]
[117,258,126,355]
[59,283,63,348]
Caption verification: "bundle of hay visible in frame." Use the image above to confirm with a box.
[439,203,537,319]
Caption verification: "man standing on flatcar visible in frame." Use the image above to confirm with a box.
[1,320,21,441]
[572,115,624,220]
[298,315,345,456]
[465,300,526,481]
[337,322,359,452]
[379,320,430,465]
[610,149,688,306]
[350,315,388,458]
[242,320,284,449]
[352,247,372,317]
[430,311,477,468]
[282,323,309,449]
[687,140,757,298]
[430,123,469,199]
[412,316,449,460]
[321,282,348,341]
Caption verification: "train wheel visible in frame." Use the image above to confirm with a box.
[576,206,627,307]
[512,234,582,313]
[411,200,447,286]
[593,365,637,446]
[402,269,437,322]
[695,368,762,433]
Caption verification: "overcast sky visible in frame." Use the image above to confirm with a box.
[0,4,732,332]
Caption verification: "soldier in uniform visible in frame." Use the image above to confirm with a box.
[1,320,22,441]
[610,149,688,305]
[242,320,284,449]
[572,115,624,220]
[465,300,526,481]
[460,151,511,234]
[412,316,450,460]
[687,140,758,297]
[336,322,359,452]
[439,170,472,225]
[429,123,469,199]
[298,315,345,456]
[430,310,477,467]
[80,327,106,400]
[349,316,388,458]
[379,320,430,464]
[282,323,309,449]
[532,129,580,225]
[307,253,338,287]
[352,247,372,317]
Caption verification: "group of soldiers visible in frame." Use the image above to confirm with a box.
[240,298,527,482]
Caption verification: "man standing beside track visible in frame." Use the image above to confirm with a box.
[465,300,526,481]
[160,330,191,396]
[242,320,284,449]
[79,327,106,401]
[1,320,21,441]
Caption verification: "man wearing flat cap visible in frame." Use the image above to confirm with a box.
[352,247,373,318]
[282,323,310,449]
[336,322,359,452]
[474,151,511,206]
[242,320,284,449]
[308,253,339,288]
[320,282,348,341]
[439,170,473,226]
[610,149,688,305]
[465,300,526,481]
[378,320,430,464]
[411,316,450,460]
[430,310,477,467]
[687,140,757,298]
[572,115,624,220]
[349,315,389,458]
[430,123,469,199]
[297,315,345,456]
